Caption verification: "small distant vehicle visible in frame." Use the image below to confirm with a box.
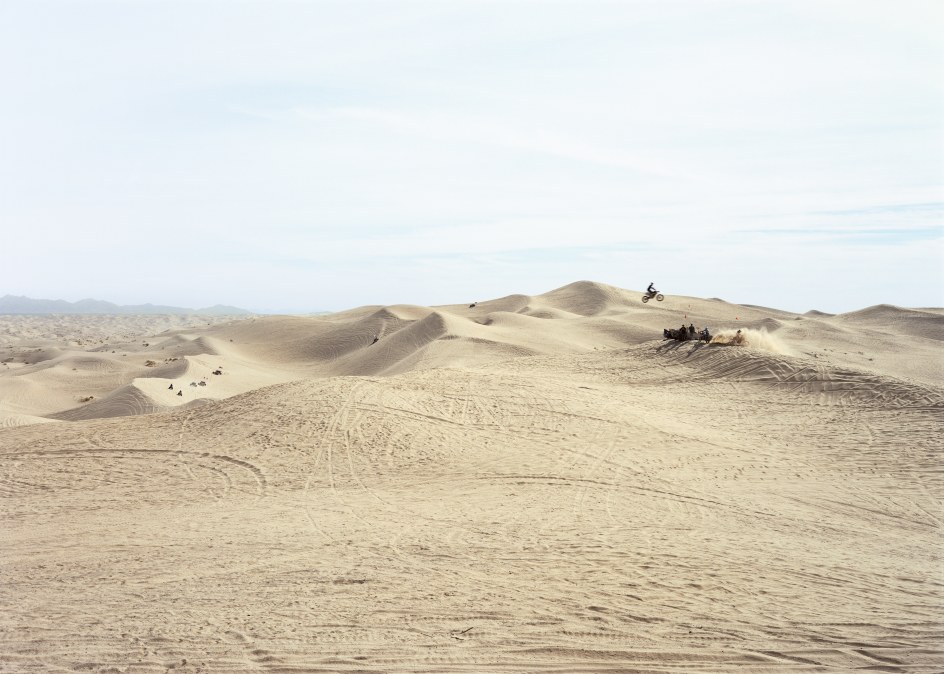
[641,289,664,303]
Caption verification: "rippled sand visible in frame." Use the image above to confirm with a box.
[2,282,941,672]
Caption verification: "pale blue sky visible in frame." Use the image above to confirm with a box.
[1,0,941,313]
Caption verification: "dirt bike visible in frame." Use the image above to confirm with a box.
[641,290,664,303]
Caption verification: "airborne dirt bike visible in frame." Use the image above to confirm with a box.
[641,290,664,303]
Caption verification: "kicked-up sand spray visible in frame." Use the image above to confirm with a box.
[710,327,790,354]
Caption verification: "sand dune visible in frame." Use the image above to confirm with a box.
[835,304,944,341]
[539,279,639,316]
[1,281,942,672]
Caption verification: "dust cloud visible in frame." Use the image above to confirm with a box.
[710,327,790,354]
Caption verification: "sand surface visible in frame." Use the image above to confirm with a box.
[1,281,942,672]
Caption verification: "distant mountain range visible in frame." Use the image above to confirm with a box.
[0,295,253,315]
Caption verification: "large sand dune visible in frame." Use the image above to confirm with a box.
[1,281,942,672]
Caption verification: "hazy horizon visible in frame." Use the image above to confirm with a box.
[2,0,941,314]
[2,278,942,317]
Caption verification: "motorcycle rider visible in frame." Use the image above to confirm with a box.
[647,282,657,296]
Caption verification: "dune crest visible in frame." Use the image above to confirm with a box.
[2,282,942,425]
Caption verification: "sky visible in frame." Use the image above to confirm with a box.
[1,0,941,314]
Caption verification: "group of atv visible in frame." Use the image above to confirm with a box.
[664,325,711,343]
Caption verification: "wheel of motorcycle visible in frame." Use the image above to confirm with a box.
[641,295,649,303]
[656,294,664,301]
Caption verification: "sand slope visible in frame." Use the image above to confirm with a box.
[1,281,942,672]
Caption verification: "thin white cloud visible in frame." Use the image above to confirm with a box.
[291,106,709,184]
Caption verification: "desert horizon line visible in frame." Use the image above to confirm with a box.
[3,280,942,318]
